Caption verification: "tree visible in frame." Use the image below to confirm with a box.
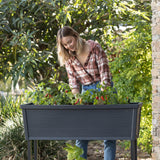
[0,0,150,86]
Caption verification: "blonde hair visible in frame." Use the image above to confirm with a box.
[57,26,86,66]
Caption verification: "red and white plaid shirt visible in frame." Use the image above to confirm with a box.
[65,40,111,89]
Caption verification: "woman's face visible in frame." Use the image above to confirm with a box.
[61,36,77,52]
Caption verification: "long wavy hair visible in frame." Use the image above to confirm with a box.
[57,26,86,66]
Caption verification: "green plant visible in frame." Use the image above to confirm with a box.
[64,143,85,160]
[24,81,75,105]
[138,103,152,154]
[0,114,27,159]
[0,79,12,92]
[118,140,130,151]
[0,94,24,124]
[24,81,130,106]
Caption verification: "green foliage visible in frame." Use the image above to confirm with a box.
[64,143,85,160]
[138,103,152,154]
[24,81,129,106]
[24,81,75,105]
[109,1,152,153]
[0,79,12,92]
[0,0,151,86]
[102,0,152,154]
[0,0,66,87]
[0,114,27,159]
[0,95,24,123]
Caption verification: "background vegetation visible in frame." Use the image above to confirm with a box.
[0,0,152,159]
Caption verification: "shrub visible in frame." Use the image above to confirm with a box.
[0,94,23,124]
[0,114,27,159]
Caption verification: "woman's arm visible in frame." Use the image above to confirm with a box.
[65,60,80,93]
[95,43,111,88]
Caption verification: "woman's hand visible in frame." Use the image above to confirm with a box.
[101,86,107,92]
[72,88,80,95]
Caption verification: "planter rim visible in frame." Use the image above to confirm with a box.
[21,102,142,110]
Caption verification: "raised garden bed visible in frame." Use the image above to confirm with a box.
[21,102,142,160]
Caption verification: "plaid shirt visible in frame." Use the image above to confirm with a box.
[65,40,111,89]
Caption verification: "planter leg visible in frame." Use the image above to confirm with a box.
[131,140,137,160]
[28,140,32,160]
[34,140,38,160]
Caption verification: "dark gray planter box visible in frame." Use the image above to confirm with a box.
[21,103,142,160]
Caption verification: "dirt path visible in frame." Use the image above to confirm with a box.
[87,141,151,160]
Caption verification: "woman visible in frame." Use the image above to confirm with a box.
[57,26,116,160]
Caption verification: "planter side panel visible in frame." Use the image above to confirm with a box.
[24,108,136,140]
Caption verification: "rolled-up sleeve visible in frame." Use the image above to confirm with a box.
[65,61,80,89]
[95,43,111,86]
